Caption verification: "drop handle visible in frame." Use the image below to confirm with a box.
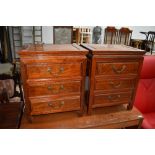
[53,67,64,76]
[112,65,126,74]
[47,67,52,74]
[48,101,64,109]
[53,101,65,109]
[59,67,64,73]
[60,84,64,90]
[108,95,121,101]
[60,101,65,106]
[48,102,53,107]
[110,82,121,88]
[48,85,64,93]
[47,86,52,90]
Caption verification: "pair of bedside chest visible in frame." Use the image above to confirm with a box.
[19,43,145,122]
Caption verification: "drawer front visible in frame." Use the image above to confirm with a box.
[27,63,82,79]
[94,92,132,107]
[28,80,81,97]
[30,96,81,115]
[95,78,135,91]
[96,62,139,76]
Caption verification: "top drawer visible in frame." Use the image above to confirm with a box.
[96,61,139,76]
[26,63,82,79]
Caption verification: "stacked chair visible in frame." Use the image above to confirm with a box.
[104,26,132,45]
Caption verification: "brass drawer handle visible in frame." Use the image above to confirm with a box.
[46,66,64,76]
[47,67,52,74]
[47,86,52,90]
[60,84,64,90]
[108,94,121,101]
[59,67,64,73]
[48,102,53,107]
[47,85,64,93]
[53,67,65,76]
[112,65,126,74]
[52,90,59,93]
[48,101,64,109]
[60,101,65,106]
[110,82,121,88]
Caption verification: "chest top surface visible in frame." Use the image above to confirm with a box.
[81,44,146,55]
[18,44,88,56]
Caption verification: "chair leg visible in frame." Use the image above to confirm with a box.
[151,49,153,55]
[151,42,154,55]
[150,42,154,55]
[81,34,83,44]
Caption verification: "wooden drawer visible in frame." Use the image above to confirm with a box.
[26,63,82,79]
[30,96,81,115]
[27,80,81,97]
[95,78,135,91]
[93,92,132,107]
[96,62,139,76]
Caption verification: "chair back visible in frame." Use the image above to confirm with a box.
[79,27,92,43]
[104,26,117,44]
[117,27,132,45]
[145,31,155,54]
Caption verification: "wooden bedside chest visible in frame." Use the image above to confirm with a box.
[19,44,88,122]
[81,44,146,114]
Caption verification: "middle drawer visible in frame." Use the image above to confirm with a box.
[95,78,135,92]
[27,80,81,97]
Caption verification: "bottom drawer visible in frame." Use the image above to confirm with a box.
[93,92,132,108]
[29,96,81,115]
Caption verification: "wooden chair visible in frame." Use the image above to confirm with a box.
[72,27,80,44]
[79,27,92,44]
[0,88,23,128]
[0,62,23,101]
[145,31,155,55]
[104,26,118,44]
[117,27,132,45]
[130,39,143,49]
[0,63,24,128]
